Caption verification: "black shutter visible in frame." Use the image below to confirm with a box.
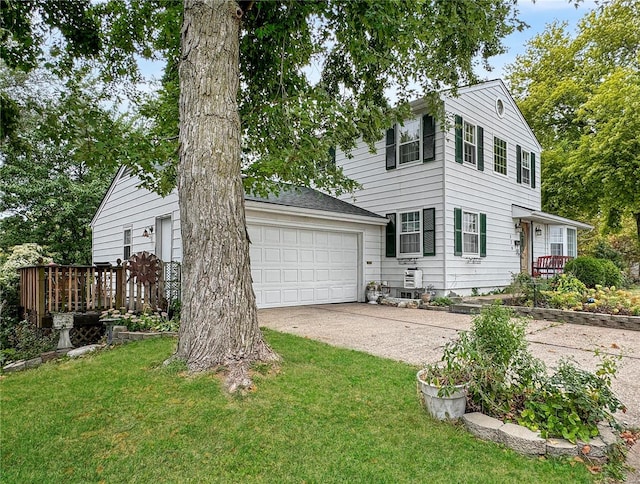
[385,126,396,170]
[455,115,463,164]
[423,208,435,256]
[531,152,536,188]
[385,213,396,257]
[516,145,522,184]
[328,146,336,165]
[476,125,484,171]
[422,114,435,162]
[454,208,462,256]
[480,213,487,257]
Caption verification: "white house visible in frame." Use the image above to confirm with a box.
[335,79,590,296]
[91,79,590,306]
[91,174,387,307]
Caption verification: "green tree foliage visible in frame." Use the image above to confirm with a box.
[0,69,122,264]
[506,0,640,242]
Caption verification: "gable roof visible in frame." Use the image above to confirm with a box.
[91,168,385,227]
[245,186,384,219]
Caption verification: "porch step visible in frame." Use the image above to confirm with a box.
[450,303,483,315]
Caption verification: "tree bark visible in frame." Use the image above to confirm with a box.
[176,0,278,390]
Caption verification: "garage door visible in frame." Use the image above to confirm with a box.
[248,225,359,308]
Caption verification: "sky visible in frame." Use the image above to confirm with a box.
[477,0,597,79]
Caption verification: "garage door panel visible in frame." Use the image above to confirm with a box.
[251,225,359,308]
[264,248,280,263]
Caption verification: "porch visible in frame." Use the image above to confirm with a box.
[18,252,181,327]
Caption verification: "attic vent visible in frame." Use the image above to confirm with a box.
[496,98,505,118]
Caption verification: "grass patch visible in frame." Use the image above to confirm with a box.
[1,330,594,483]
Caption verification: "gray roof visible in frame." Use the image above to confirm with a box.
[245,186,384,220]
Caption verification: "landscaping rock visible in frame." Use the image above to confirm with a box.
[498,423,546,455]
[25,357,42,368]
[546,439,578,457]
[67,344,101,358]
[597,423,619,447]
[112,325,128,336]
[462,412,504,441]
[41,351,58,363]
[2,360,26,373]
[579,436,607,460]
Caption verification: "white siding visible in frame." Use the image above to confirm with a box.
[442,82,541,293]
[92,171,180,264]
[92,171,384,305]
[336,80,544,295]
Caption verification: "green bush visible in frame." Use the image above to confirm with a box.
[519,354,625,443]
[565,256,606,288]
[2,320,58,364]
[600,259,623,288]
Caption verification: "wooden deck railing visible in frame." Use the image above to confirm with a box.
[18,252,173,326]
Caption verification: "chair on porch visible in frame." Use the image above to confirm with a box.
[532,255,572,278]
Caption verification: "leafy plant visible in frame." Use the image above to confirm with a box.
[2,320,58,364]
[565,257,623,288]
[519,354,625,443]
[430,296,452,307]
[100,306,179,333]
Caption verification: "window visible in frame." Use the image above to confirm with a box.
[496,98,505,117]
[463,212,479,255]
[463,121,476,165]
[550,226,563,256]
[398,118,421,164]
[123,228,132,260]
[567,228,577,258]
[494,137,507,175]
[454,208,486,257]
[386,115,436,170]
[400,211,421,254]
[521,150,531,185]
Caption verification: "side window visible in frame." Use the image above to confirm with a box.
[550,226,564,256]
[567,228,577,258]
[494,137,507,175]
[123,227,132,260]
[521,150,531,186]
[399,211,421,254]
[463,121,476,165]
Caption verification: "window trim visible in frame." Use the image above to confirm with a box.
[397,117,421,165]
[463,120,476,165]
[521,150,531,186]
[123,226,132,261]
[398,210,422,256]
[462,210,480,257]
[493,136,507,176]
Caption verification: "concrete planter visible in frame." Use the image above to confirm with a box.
[51,313,74,350]
[417,369,467,420]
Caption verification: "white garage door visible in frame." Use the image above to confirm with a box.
[248,225,359,308]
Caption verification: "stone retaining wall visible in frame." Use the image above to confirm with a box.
[462,412,619,463]
[511,306,640,331]
[112,326,177,342]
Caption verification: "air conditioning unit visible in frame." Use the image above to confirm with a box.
[403,269,423,289]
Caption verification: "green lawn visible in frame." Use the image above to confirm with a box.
[1,330,594,483]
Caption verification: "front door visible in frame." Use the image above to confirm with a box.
[520,222,531,274]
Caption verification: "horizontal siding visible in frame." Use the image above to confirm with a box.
[442,82,541,294]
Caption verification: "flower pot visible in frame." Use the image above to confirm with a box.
[366,289,381,304]
[416,369,467,420]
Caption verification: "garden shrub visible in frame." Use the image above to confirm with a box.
[565,256,623,288]
[519,354,625,443]
[461,305,546,418]
[1,320,58,364]
[100,306,179,333]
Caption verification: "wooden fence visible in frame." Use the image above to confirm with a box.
[18,252,173,327]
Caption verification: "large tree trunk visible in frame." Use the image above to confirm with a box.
[176,0,278,390]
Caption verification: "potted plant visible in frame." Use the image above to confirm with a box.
[366,281,381,304]
[421,284,435,304]
[417,332,474,420]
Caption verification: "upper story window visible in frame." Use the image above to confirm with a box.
[399,211,421,254]
[516,145,536,188]
[493,137,507,175]
[463,121,476,165]
[386,115,436,170]
[521,151,531,185]
[455,115,484,171]
[123,227,132,260]
[398,118,421,164]
[463,211,479,255]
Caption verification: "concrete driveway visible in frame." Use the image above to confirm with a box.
[259,302,640,428]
